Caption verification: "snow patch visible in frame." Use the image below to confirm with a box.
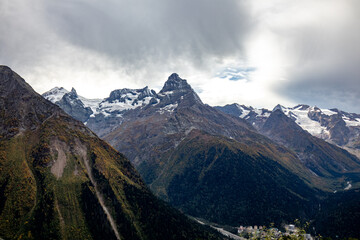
[43,87,69,103]
[157,103,178,114]
[239,109,250,118]
[309,169,319,177]
[321,109,337,116]
[286,108,329,137]
[344,181,352,190]
[343,117,360,127]
[80,97,102,114]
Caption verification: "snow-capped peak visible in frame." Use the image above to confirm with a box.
[93,86,158,117]
[218,103,360,142]
[43,87,69,103]
[106,86,156,103]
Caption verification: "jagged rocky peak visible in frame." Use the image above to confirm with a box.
[43,87,69,103]
[107,86,156,103]
[157,73,203,106]
[45,87,68,95]
[56,87,93,122]
[293,104,310,111]
[160,73,192,93]
[66,87,78,98]
[330,108,340,113]
[273,104,285,112]
[230,103,253,111]
[309,106,322,112]
[214,103,254,118]
[240,104,254,111]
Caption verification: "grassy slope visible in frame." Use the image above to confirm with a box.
[0,113,223,240]
[0,137,37,238]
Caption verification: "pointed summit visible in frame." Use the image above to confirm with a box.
[273,104,285,112]
[169,73,180,79]
[160,73,192,93]
[43,87,69,103]
[69,87,78,97]
[157,73,203,106]
[57,87,93,122]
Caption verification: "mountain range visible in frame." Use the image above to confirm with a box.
[43,73,360,238]
[0,66,223,240]
[215,103,360,159]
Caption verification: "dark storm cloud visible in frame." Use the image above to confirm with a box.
[41,0,251,69]
[0,1,51,67]
[273,0,360,112]
[278,69,360,113]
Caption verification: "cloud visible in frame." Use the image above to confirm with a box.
[252,0,360,112]
[1,0,359,113]
[42,0,251,67]
[0,0,252,98]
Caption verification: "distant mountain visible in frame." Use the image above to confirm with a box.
[43,86,158,137]
[261,109,360,187]
[216,104,360,158]
[42,86,69,103]
[0,66,223,240]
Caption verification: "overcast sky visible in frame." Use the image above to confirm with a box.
[1,0,359,112]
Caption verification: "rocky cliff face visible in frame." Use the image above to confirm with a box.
[56,88,93,122]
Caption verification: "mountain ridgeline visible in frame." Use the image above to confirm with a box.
[43,72,360,238]
[215,103,360,159]
[0,66,223,240]
[261,109,360,184]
